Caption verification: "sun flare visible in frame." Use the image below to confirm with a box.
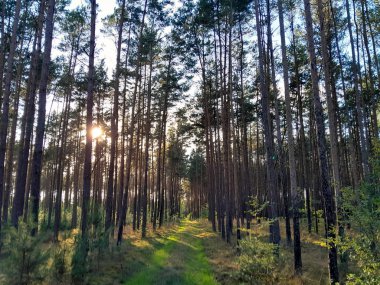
[91,126,103,139]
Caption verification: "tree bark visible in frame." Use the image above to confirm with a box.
[117,0,148,244]
[345,0,369,177]
[141,43,153,238]
[254,0,281,246]
[81,0,96,238]
[317,0,341,215]
[303,0,339,282]
[28,0,56,234]
[0,0,22,229]
[105,0,126,232]
[278,0,302,273]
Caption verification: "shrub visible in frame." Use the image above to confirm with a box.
[2,221,50,285]
[235,236,281,284]
[71,235,89,285]
[90,225,111,271]
[51,244,68,284]
[338,141,380,284]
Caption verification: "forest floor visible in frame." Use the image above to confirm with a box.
[0,217,332,285]
[80,217,221,285]
[88,217,331,285]
[121,218,218,285]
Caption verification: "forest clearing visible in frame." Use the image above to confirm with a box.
[0,0,379,284]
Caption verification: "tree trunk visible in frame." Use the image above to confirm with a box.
[0,0,22,229]
[278,0,302,273]
[255,0,281,246]
[105,0,126,232]
[317,0,341,203]
[13,0,45,229]
[141,44,153,238]
[3,48,24,224]
[345,0,369,177]
[117,0,148,244]
[0,0,6,107]
[28,0,56,234]
[81,0,96,238]
[303,0,339,282]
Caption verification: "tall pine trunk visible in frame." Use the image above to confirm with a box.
[81,0,96,238]
[278,0,302,273]
[0,0,22,229]
[28,0,56,234]
[254,0,281,246]
[117,0,148,244]
[303,0,339,282]
[105,0,126,232]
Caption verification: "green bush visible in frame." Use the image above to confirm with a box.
[235,236,281,284]
[90,224,111,271]
[51,244,68,284]
[338,142,380,284]
[71,235,89,285]
[2,221,50,285]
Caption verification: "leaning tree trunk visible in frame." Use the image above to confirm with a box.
[329,0,359,188]
[359,0,377,138]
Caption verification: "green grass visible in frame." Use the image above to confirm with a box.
[0,217,333,285]
[124,219,217,285]
[182,223,218,285]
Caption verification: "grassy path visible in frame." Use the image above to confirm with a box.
[124,219,218,285]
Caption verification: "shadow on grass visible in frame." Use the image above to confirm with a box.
[123,219,217,285]
[198,218,333,285]
[88,219,218,285]
[86,223,181,285]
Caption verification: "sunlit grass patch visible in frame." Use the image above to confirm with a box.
[123,218,219,285]
[197,220,238,285]
[130,238,153,249]
[195,232,215,239]
[124,231,178,284]
[304,236,328,248]
[196,217,332,285]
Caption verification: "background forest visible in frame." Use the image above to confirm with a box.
[0,0,379,284]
